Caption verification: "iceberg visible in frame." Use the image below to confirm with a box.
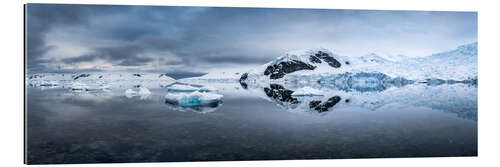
[70,82,112,92]
[70,82,90,92]
[164,91,223,107]
[38,81,59,88]
[165,83,218,93]
[165,84,201,92]
[125,89,136,97]
[124,87,151,99]
[198,86,218,93]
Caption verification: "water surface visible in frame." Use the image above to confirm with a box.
[26,82,477,164]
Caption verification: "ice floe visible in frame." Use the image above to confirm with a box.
[165,84,201,92]
[124,87,151,99]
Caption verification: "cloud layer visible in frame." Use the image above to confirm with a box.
[26,4,477,74]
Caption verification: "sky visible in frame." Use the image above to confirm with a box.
[26,4,477,76]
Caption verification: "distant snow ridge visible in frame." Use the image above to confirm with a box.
[27,72,176,90]
[178,71,242,83]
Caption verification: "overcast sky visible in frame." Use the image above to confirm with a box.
[26,4,477,76]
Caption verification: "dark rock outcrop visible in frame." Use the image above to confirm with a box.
[310,96,341,112]
[263,84,299,104]
[261,51,342,79]
[309,55,322,63]
[309,100,322,108]
[239,73,248,89]
[239,72,248,82]
[264,60,316,79]
[313,51,341,68]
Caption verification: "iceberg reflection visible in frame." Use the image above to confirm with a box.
[163,83,224,113]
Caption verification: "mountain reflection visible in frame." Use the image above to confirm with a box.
[245,79,477,121]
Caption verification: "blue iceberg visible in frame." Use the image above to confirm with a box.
[165,91,223,107]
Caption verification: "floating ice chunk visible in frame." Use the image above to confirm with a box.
[198,86,218,93]
[70,82,90,91]
[291,86,324,96]
[99,84,112,91]
[166,84,200,92]
[138,87,151,95]
[165,91,223,107]
[125,89,136,98]
[165,83,217,93]
[125,87,151,99]
[39,81,59,87]
[70,82,110,92]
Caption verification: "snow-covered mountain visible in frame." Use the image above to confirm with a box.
[357,53,393,64]
[235,42,477,116]
[240,42,478,84]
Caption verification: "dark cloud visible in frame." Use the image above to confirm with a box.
[26,4,477,73]
[62,45,153,66]
[26,4,129,71]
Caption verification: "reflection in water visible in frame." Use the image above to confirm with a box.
[308,96,341,112]
[244,76,477,121]
[263,84,299,104]
[163,83,224,113]
[164,100,223,114]
[263,84,342,113]
[26,75,477,164]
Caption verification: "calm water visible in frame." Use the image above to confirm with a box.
[26,82,477,164]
